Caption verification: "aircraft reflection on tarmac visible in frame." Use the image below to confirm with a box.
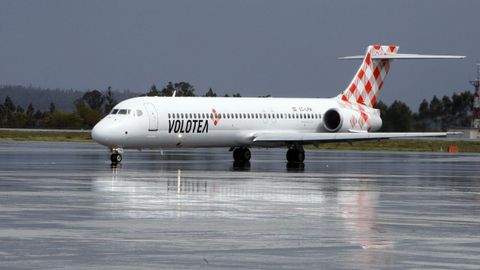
[101,166,393,256]
[111,160,305,172]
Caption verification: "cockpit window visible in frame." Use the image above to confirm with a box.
[118,109,128,115]
[111,109,119,114]
[136,110,143,116]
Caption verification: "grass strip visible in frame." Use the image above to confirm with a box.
[1,130,479,152]
[308,139,480,153]
[0,130,92,142]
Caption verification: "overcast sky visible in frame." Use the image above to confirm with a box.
[0,0,479,108]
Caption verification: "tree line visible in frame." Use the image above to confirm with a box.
[0,87,117,129]
[0,81,475,131]
[144,81,242,97]
[0,85,136,112]
[0,82,240,129]
[376,91,473,132]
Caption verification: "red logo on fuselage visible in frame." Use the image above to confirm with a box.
[211,108,221,126]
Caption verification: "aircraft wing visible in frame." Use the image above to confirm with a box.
[252,132,458,144]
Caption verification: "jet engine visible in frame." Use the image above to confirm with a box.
[323,107,382,132]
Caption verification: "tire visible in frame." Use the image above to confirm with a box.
[111,153,122,163]
[286,149,305,163]
[242,148,251,161]
[233,149,241,161]
[297,151,305,162]
[286,149,296,162]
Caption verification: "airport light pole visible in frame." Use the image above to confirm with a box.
[471,63,480,129]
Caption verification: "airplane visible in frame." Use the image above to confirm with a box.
[91,45,464,163]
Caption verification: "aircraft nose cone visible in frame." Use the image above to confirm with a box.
[91,121,109,146]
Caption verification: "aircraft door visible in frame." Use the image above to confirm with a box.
[144,103,159,131]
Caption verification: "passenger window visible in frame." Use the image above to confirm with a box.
[168,113,171,119]
[111,109,119,114]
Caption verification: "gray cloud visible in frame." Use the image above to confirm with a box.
[0,0,478,108]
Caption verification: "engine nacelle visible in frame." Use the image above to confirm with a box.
[323,107,382,132]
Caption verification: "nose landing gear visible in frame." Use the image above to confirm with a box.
[110,148,123,163]
[111,152,122,163]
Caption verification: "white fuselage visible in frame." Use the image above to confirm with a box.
[92,96,377,149]
[91,45,462,161]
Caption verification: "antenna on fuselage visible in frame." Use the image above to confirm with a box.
[172,90,176,97]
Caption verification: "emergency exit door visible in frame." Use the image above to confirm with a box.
[144,103,158,131]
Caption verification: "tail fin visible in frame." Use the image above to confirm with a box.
[339,45,465,107]
[340,45,398,107]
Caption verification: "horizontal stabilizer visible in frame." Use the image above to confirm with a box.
[339,53,465,60]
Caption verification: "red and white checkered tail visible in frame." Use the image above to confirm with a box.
[340,45,399,107]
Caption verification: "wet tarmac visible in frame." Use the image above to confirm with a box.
[0,141,479,269]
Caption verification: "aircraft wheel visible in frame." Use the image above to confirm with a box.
[286,149,296,162]
[286,149,305,163]
[242,148,251,161]
[233,148,251,161]
[111,153,122,163]
[233,148,241,161]
[297,150,305,162]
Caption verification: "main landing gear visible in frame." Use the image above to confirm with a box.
[232,147,251,162]
[286,147,305,163]
[110,148,123,163]
[230,146,305,163]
